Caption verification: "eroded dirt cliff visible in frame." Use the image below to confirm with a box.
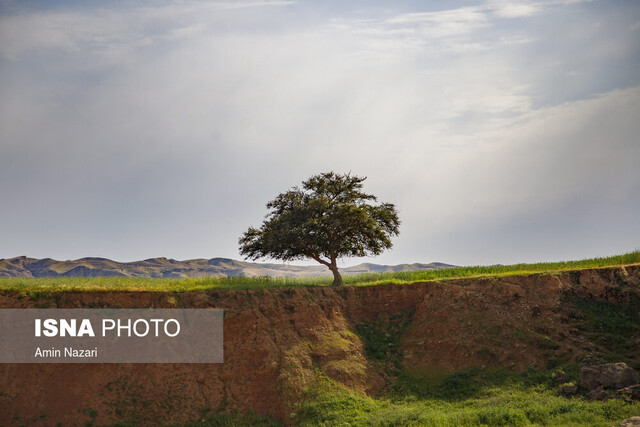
[0,265,638,425]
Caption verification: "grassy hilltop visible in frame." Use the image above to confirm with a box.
[0,250,638,292]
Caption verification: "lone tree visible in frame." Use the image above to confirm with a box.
[239,172,400,286]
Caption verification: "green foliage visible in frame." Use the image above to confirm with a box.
[354,312,412,377]
[566,296,640,366]
[239,172,400,285]
[292,375,382,425]
[240,172,400,262]
[182,411,280,426]
[80,407,98,425]
[1,251,638,292]
[293,368,640,426]
[392,367,555,401]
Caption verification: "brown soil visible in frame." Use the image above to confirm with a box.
[1,265,639,426]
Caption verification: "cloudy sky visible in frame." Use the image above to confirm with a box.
[1,0,639,267]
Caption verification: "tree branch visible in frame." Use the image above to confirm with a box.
[308,253,331,267]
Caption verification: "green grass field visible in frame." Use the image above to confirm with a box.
[290,367,640,427]
[1,251,638,292]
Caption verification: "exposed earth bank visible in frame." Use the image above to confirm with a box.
[1,265,639,425]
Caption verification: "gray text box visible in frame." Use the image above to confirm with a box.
[0,309,223,363]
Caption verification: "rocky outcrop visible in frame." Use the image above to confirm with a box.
[620,416,640,426]
[579,363,639,391]
[558,383,578,395]
[619,385,640,400]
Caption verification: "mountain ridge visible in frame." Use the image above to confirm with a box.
[0,256,455,278]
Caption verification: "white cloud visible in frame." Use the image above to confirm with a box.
[419,86,640,228]
[486,0,595,18]
[0,0,293,61]
[212,0,294,9]
[486,1,542,18]
[0,0,638,264]
[328,6,490,55]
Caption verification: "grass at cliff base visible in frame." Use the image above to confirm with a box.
[1,251,639,292]
[291,367,640,427]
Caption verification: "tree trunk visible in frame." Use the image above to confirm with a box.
[329,261,343,286]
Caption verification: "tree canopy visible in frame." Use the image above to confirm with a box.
[239,172,400,286]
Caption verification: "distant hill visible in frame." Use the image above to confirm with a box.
[0,256,455,279]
